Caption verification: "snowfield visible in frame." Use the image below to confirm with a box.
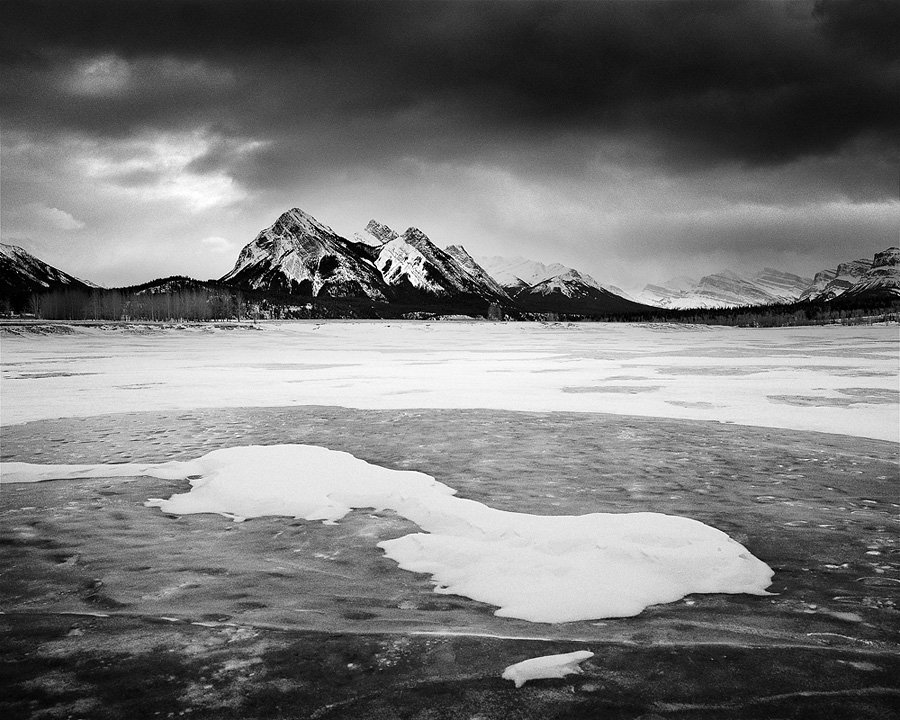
[1,321,897,441]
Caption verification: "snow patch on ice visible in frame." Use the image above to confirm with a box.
[502,650,594,687]
[0,444,774,623]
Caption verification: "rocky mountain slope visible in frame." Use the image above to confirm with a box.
[478,255,633,300]
[639,268,812,309]
[639,248,897,309]
[838,247,900,301]
[221,209,509,307]
[516,268,651,315]
[374,227,507,301]
[444,246,510,299]
[220,208,390,300]
[800,257,874,301]
[0,242,98,298]
[5,209,895,318]
[475,255,650,314]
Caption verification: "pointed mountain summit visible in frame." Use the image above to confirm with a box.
[516,268,651,315]
[375,227,508,301]
[476,254,642,313]
[477,256,572,293]
[220,208,389,299]
[1,242,98,297]
[352,219,398,248]
[445,245,510,299]
[220,210,511,308]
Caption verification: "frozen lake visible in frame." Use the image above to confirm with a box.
[1,321,898,718]
[1,321,897,439]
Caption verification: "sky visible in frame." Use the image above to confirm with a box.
[1,0,898,293]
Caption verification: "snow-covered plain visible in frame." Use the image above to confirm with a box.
[1,321,897,441]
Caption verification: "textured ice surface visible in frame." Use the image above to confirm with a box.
[1,322,897,441]
[0,444,773,623]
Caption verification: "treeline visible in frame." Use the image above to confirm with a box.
[604,298,900,326]
[23,283,421,321]
[29,287,251,321]
[10,281,900,326]
[21,276,510,321]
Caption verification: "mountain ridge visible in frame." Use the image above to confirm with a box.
[1,243,100,312]
[221,211,510,309]
[3,208,897,318]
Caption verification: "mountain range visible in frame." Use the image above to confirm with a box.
[639,249,898,308]
[638,268,814,309]
[1,206,898,316]
[216,208,648,315]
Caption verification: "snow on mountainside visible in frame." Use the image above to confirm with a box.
[221,210,509,305]
[0,242,99,294]
[841,247,900,300]
[640,268,812,309]
[641,248,897,308]
[444,246,510,299]
[639,277,697,307]
[800,257,874,301]
[517,269,652,314]
[752,268,812,300]
[351,219,398,250]
[477,256,572,290]
[477,255,632,300]
[691,271,788,307]
[376,227,507,301]
[474,256,651,314]
[220,208,390,300]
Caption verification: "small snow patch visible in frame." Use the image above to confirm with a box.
[502,650,594,688]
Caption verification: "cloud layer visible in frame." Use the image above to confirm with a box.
[1,0,897,289]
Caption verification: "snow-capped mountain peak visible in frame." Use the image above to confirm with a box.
[840,246,900,300]
[444,245,510,299]
[352,219,398,248]
[0,242,99,293]
[221,208,389,299]
[475,253,647,314]
[476,255,571,290]
[375,227,507,301]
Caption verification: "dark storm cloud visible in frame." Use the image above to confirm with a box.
[1,0,897,183]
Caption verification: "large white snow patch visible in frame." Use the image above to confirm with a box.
[0,444,774,623]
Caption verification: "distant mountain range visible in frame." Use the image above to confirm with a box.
[475,256,646,315]
[1,206,897,317]
[637,249,899,308]
[637,268,814,308]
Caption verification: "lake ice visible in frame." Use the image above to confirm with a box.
[0,321,896,640]
[1,321,897,440]
[3,443,774,623]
